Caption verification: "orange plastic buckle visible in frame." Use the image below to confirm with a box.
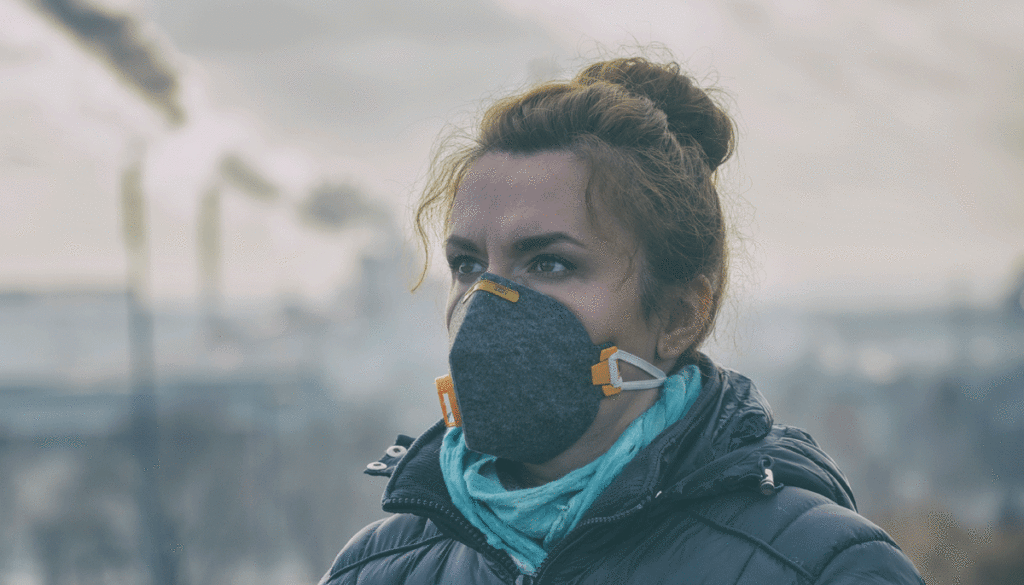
[590,346,620,396]
[436,374,462,427]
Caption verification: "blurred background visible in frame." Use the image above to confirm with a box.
[1,0,1022,583]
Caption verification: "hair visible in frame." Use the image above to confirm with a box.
[414,56,735,366]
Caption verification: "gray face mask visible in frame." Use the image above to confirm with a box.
[436,273,666,464]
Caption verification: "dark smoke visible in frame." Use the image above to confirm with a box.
[32,0,186,125]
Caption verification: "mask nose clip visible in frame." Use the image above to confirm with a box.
[591,346,667,397]
[463,277,520,303]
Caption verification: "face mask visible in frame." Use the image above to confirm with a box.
[435,273,667,464]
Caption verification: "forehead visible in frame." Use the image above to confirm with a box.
[450,150,591,237]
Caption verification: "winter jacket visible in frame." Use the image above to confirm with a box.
[319,357,925,584]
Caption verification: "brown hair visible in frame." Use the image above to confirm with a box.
[414,57,735,365]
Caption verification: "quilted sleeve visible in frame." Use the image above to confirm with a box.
[317,514,454,585]
[318,518,389,585]
[814,539,925,585]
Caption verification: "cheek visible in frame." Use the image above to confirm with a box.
[561,287,620,343]
[569,282,651,349]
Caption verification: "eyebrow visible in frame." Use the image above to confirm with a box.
[512,232,586,253]
[445,235,482,254]
[444,232,586,254]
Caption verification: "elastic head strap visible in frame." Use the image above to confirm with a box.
[591,347,667,396]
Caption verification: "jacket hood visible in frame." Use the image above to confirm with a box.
[374,355,855,528]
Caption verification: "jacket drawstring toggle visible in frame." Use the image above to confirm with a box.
[759,456,782,496]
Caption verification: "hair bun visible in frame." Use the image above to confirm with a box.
[574,58,734,171]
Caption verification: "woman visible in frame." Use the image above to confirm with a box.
[320,57,924,584]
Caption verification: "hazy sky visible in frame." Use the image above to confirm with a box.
[2,0,1022,309]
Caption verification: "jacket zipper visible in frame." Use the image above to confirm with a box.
[529,494,655,583]
[530,479,761,584]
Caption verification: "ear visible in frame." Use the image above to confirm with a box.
[655,275,713,367]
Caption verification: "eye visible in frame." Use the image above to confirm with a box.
[529,255,573,275]
[448,256,484,278]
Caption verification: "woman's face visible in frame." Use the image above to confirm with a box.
[445,150,664,372]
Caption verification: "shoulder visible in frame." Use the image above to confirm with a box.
[318,514,448,585]
[687,486,924,584]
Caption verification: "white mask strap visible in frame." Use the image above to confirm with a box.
[592,347,667,396]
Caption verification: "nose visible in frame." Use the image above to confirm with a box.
[476,261,526,286]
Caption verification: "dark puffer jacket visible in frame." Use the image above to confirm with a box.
[320,358,924,584]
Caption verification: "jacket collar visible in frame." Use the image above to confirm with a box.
[372,355,855,529]
[579,356,856,522]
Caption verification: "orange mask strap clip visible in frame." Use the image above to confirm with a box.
[590,346,621,397]
[436,375,462,427]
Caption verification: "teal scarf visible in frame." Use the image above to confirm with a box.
[440,366,702,574]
